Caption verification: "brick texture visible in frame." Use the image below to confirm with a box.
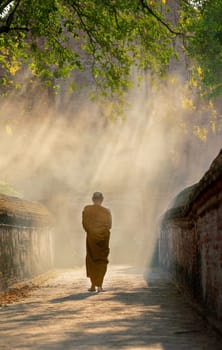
[160,149,222,322]
[0,194,53,291]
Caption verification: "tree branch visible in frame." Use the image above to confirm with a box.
[0,0,14,15]
[139,0,182,35]
[69,3,97,48]
[6,0,21,27]
[0,25,29,33]
[0,0,24,33]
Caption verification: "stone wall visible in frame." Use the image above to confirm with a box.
[0,194,53,290]
[159,149,222,322]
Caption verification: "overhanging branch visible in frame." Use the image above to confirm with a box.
[139,0,182,36]
[0,25,29,33]
[0,0,27,34]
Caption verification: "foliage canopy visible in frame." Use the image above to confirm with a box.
[0,0,179,96]
[1,1,222,99]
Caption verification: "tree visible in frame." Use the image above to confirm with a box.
[2,1,222,103]
[0,0,180,97]
[183,0,222,99]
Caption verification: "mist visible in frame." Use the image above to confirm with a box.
[0,75,221,270]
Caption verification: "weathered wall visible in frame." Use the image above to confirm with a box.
[159,149,222,322]
[0,194,53,290]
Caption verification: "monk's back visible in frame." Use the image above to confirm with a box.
[82,204,111,234]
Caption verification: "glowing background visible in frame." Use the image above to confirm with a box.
[0,77,221,269]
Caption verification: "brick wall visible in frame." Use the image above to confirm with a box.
[0,194,53,290]
[159,149,222,322]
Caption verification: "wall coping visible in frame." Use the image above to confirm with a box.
[0,194,52,227]
[162,149,222,221]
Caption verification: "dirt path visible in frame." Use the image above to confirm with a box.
[0,266,221,349]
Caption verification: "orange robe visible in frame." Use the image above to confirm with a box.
[82,204,112,286]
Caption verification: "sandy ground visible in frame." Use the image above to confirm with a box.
[0,265,221,349]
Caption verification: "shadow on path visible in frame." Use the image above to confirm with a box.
[50,292,97,303]
[0,267,221,350]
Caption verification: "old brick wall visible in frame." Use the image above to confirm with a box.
[159,149,222,322]
[0,194,54,290]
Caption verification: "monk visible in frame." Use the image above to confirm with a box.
[82,192,112,292]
